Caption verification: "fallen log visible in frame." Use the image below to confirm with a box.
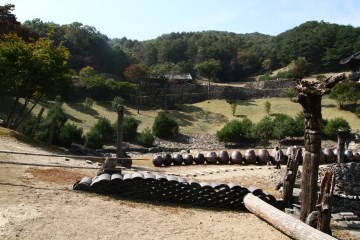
[244,193,336,240]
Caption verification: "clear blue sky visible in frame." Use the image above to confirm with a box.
[4,0,360,40]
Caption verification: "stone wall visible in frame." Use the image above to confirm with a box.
[318,163,360,215]
[139,79,297,108]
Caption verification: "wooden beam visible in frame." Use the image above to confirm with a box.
[244,193,337,240]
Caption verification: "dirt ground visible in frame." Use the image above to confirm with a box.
[0,134,357,240]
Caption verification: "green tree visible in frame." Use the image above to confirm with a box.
[137,127,155,147]
[0,33,72,129]
[323,117,350,140]
[91,117,115,143]
[35,98,68,143]
[293,112,305,137]
[253,116,274,146]
[289,56,309,79]
[272,114,296,141]
[152,111,179,138]
[329,81,360,109]
[111,96,124,111]
[282,88,297,102]
[84,97,94,108]
[195,59,221,101]
[122,116,139,142]
[226,100,238,116]
[264,101,271,115]
[55,123,84,147]
[261,58,272,73]
[124,64,147,114]
[216,118,254,143]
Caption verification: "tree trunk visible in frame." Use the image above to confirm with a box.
[299,94,323,222]
[6,96,20,128]
[296,73,345,222]
[30,107,45,139]
[283,147,302,208]
[47,118,57,145]
[244,193,337,240]
[317,171,334,235]
[14,98,40,130]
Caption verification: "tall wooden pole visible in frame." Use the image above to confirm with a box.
[207,77,210,102]
[164,76,167,111]
[137,81,140,114]
[116,105,124,163]
[296,73,345,222]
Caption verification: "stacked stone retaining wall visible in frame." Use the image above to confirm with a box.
[139,79,297,108]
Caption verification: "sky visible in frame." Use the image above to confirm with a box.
[3,0,360,41]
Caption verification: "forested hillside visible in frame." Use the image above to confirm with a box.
[21,18,360,82]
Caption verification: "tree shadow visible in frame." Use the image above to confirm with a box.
[96,101,113,112]
[238,100,256,106]
[234,114,247,118]
[67,114,83,123]
[322,104,337,108]
[173,105,228,127]
[176,104,204,113]
[67,102,99,116]
[171,111,196,127]
[341,104,358,113]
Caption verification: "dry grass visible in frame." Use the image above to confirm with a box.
[2,94,359,136]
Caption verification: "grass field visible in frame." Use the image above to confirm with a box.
[3,95,358,135]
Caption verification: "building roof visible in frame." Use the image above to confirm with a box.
[164,73,192,80]
[340,52,360,71]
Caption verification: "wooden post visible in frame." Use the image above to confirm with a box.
[136,81,140,114]
[243,193,337,240]
[317,171,334,235]
[337,128,349,163]
[164,76,167,111]
[283,147,302,208]
[296,73,345,222]
[116,105,124,161]
[30,107,44,139]
[207,77,210,102]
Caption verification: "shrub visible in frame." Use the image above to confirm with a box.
[123,116,139,142]
[216,118,254,142]
[226,100,238,116]
[84,97,94,108]
[137,127,155,147]
[293,112,305,137]
[272,114,296,141]
[253,116,275,146]
[54,123,84,147]
[20,115,37,135]
[91,117,115,143]
[84,130,103,149]
[323,117,350,140]
[152,111,179,138]
[282,89,297,102]
[216,120,242,142]
[112,96,124,111]
[264,101,271,115]
[356,106,360,118]
[35,102,68,142]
